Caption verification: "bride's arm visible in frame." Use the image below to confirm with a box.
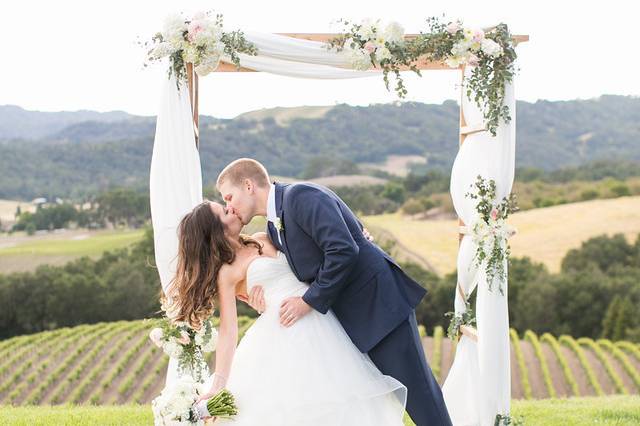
[207,271,239,394]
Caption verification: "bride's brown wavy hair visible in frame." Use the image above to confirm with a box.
[161,200,262,329]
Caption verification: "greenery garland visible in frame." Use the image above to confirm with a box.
[327,16,519,135]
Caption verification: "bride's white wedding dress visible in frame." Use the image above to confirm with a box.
[210,250,407,425]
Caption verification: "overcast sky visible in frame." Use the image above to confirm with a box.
[0,0,637,118]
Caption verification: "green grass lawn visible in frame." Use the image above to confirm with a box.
[0,229,145,273]
[0,229,144,256]
[0,396,638,425]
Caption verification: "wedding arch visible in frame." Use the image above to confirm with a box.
[147,14,528,426]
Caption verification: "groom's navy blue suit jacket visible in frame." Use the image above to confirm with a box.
[267,182,427,353]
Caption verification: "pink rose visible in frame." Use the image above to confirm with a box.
[446,22,460,34]
[188,21,205,42]
[468,53,479,66]
[490,208,499,220]
[472,29,485,43]
[149,328,164,347]
[363,41,376,54]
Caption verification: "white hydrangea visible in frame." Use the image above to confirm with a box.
[152,376,204,425]
[162,338,184,359]
[150,42,173,60]
[195,327,218,352]
[383,22,405,44]
[162,15,187,50]
[356,18,378,40]
[481,38,503,58]
[345,46,373,71]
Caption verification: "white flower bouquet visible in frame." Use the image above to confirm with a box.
[465,175,518,295]
[152,375,237,425]
[149,316,218,382]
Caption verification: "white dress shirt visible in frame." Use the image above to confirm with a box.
[267,183,282,245]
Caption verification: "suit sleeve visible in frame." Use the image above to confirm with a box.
[289,186,360,314]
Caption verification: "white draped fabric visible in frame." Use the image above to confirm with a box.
[149,32,517,420]
[149,73,203,386]
[442,66,516,425]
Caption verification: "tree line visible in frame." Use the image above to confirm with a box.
[0,229,638,343]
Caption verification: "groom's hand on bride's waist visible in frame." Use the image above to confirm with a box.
[280,297,312,327]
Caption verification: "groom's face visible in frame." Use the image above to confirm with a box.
[218,180,255,226]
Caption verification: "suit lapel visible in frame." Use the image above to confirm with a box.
[273,182,301,280]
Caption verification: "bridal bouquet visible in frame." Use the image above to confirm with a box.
[143,11,257,83]
[149,316,218,382]
[152,375,237,425]
[466,175,518,295]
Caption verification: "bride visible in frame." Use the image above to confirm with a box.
[163,200,407,425]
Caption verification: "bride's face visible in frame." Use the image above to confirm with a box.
[209,201,243,238]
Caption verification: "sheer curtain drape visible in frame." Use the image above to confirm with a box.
[442,66,516,426]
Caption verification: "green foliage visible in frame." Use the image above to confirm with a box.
[560,335,605,396]
[2,97,640,200]
[300,156,360,179]
[599,339,640,392]
[578,337,628,395]
[524,330,556,398]
[510,328,532,399]
[540,332,580,396]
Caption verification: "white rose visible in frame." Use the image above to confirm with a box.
[375,46,392,62]
[183,45,198,63]
[383,22,404,44]
[356,18,378,40]
[481,38,503,58]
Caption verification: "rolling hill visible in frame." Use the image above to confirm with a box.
[364,195,640,275]
[1,95,639,199]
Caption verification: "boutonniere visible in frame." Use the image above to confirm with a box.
[274,217,284,232]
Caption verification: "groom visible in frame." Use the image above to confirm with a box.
[216,158,452,426]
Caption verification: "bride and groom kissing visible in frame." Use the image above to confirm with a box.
[165,158,452,425]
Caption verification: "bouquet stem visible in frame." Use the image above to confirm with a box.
[205,389,238,418]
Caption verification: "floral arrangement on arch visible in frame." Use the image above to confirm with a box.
[142,11,257,84]
[327,16,519,135]
[466,175,518,295]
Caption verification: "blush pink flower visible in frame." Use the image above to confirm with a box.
[446,22,461,34]
[468,53,479,66]
[490,208,499,220]
[472,29,485,43]
[363,41,376,54]
[187,21,205,42]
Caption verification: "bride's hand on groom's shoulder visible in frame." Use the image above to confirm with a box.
[238,285,266,314]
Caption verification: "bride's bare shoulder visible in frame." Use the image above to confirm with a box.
[217,262,243,290]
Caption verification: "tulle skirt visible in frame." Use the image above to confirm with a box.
[209,306,407,425]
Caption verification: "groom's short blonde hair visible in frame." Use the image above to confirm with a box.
[216,158,271,189]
